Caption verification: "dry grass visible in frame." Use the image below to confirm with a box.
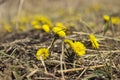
[0,0,120,80]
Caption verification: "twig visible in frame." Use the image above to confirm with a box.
[48,37,56,50]
[40,57,48,73]
[27,69,38,79]
[72,31,120,41]
[76,67,88,80]
[86,49,120,53]
[60,41,65,80]
[57,65,104,73]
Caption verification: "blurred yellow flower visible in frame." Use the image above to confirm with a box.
[89,34,99,49]
[4,25,12,32]
[19,25,26,31]
[31,20,39,25]
[33,25,41,30]
[72,41,86,56]
[52,27,62,33]
[103,15,120,25]
[57,31,66,38]
[56,22,66,30]
[52,27,66,38]
[103,15,110,21]
[111,17,120,25]
[35,15,52,26]
[36,48,49,60]
[56,22,63,27]
[64,39,74,47]
[42,24,50,33]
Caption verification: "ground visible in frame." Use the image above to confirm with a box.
[0,0,120,80]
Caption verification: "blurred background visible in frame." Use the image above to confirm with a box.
[0,0,120,19]
[0,0,120,33]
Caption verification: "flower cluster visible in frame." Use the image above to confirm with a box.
[52,22,66,38]
[103,15,120,25]
[64,39,86,56]
[3,24,12,32]
[31,15,52,31]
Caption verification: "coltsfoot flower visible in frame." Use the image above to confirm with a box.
[72,41,86,56]
[64,39,86,56]
[103,15,120,25]
[52,27,66,38]
[56,22,63,27]
[36,48,49,60]
[42,24,50,33]
[52,27,62,33]
[89,34,99,49]
[64,39,74,47]
[4,25,12,32]
[57,31,66,38]
[19,25,26,31]
[33,25,41,30]
[111,17,120,25]
[31,20,39,25]
[103,15,110,21]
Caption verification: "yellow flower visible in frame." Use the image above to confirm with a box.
[111,17,120,25]
[33,25,41,30]
[52,27,62,33]
[64,39,86,56]
[72,41,86,56]
[52,27,66,38]
[42,24,50,33]
[57,31,66,38]
[36,48,49,60]
[64,39,74,47]
[89,34,99,49]
[19,25,26,31]
[56,22,63,27]
[35,15,52,26]
[103,15,110,21]
[56,22,66,30]
[31,20,39,25]
[4,25,12,32]
[103,15,120,25]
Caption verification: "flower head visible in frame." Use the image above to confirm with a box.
[52,27,62,33]
[111,17,120,25]
[57,31,66,38]
[31,20,39,25]
[103,15,110,21]
[42,24,50,33]
[64,39,86,56]
[56,22,63,27]
[19,25,26,31]
[33,25,41,30]
[4,25,12,32]
[89,34,99,49]
[35,15,52,26]
[72,41,86,56]
[52,27,66,38]
[64,39,74,47]
[36,48,49,60]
